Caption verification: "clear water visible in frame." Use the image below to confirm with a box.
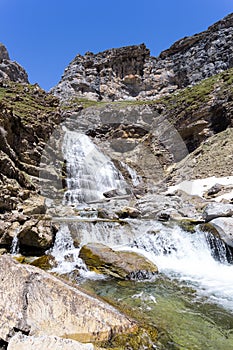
[81,277,233,350]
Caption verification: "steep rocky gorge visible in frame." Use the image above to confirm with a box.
[0,12,233,349]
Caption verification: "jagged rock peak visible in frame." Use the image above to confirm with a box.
[0,43,28,83]
[0,43,10,61]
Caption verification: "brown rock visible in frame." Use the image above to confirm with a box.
[79,243,158,280]
[116,206,141,219]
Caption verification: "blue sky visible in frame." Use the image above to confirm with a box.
[1,0,233,91]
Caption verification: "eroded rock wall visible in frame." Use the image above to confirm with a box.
[52,13,233,101]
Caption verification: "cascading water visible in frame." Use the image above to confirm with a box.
[127,222,233,311]
[62,129,128,204]
[49,127,233,325]
[120,161,142,186]
[10,229,20,255]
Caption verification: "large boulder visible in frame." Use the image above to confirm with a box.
[116,206,141,219]
[0,255,137,343]
[79,243,158,280]
[17,218,55,254]
[203,203,233,222]
[8,333,94,350]
[206,217,233,247]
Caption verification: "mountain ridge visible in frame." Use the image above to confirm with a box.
[51,12,233,102]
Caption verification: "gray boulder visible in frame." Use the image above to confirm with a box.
[208,217,233,247]
[203,203,233,221]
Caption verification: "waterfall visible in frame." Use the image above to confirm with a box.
[45,126,233,313]
[62,130,128,204]
[128,223,233,311]
[50,223,111,280]
[120,161,142,186]
[49,224,86,274]
[10,229,19,255]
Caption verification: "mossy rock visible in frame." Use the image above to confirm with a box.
[79,243,158,280]
[30,254,57,270]
[13,255,26,263]
[199,223,221,238]
[176,218,201,233]
[99,325,159,349]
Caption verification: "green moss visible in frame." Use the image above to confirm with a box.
[0,80,59,121]
[99,325,160,350]
[176,219,200,233]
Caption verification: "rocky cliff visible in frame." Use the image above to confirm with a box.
[52,13,233,101]
[0,79,62,253]
[0,43,28,83]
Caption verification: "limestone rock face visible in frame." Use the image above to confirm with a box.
[0,43,28,83]
[79,243,158,279]
[52,13,233,102]
[0,255,137,343]
[8,333,94,350]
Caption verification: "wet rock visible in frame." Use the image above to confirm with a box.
[0,255,137,343]
[0,220,12,246]
[103,189,126,198]
[8,333,94,350]
[157,211,171,222]
[30,254,57,270]
[97,208,113,219]
[116,206,141,219]
[206,217,233,247]
[203,203,233,222]
[79,243,158,280]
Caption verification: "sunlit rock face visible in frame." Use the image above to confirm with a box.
[52,13,233,102]
[0,43,28,83]
[0,255,137,343]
